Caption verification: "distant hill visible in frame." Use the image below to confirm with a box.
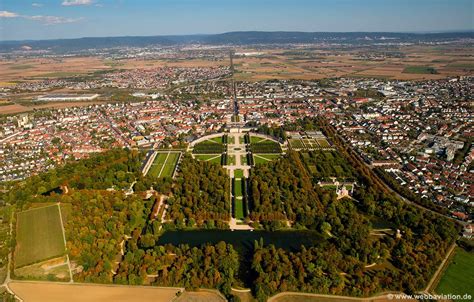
[0,31,472,53]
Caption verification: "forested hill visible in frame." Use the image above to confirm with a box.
[1,31,472,52]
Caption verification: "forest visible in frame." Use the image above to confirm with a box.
[165,154,230,228]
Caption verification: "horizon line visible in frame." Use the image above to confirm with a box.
[1,29,473,43]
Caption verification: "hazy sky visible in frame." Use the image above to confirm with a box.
[0,0,473,41]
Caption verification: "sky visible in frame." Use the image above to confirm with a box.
[0,0,473,41]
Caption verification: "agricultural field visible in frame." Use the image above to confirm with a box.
[435,247,474,301]
[15,204,65,268]
[192,140,225,154]
[9,282,182,302]
[403,66,438,74]
[147,152,180,178]
[232,45,474,81]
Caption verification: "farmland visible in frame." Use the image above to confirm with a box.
[9,282,183,302]
[15,204,65,268]
[403,66,438,74]
[435,247,474,301]
[147,152,180,178]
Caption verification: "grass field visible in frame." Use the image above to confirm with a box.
[193,141,225,154]
[234,169,244,178]
[194,154,221,164]
[15,205,65,268]
[147,153,168,177]
[250,136,266,143]
[403,66,437,74]
[251,140,282,154]
[253,154,281,164]
[148,152,180,178]
[234,198,245,220]
[435,248,474,301]
[209,137,223,144]
[240,155,248,165]
[233,178,245,220]
[233,178,243,197]
[194,154,219,161]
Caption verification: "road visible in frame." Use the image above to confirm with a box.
[267,291,412,302]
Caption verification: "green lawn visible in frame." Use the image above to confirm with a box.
[193,141,224,154]
[160,152,180,178]
[234,169,244,179]
[250,136,266,143]
[195,154,222,164]
[194,154,220,161]
[234,198,245,220]
[148,152,180,178]
[15,205,65,268]
[251,140,282,154]
[233,178,243,197]
[240,155,248,165]
[403,66,437,74]
[147,153,169,178]
[209,137,223,144]
[435,248,474,301]
[254,154,281,164]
